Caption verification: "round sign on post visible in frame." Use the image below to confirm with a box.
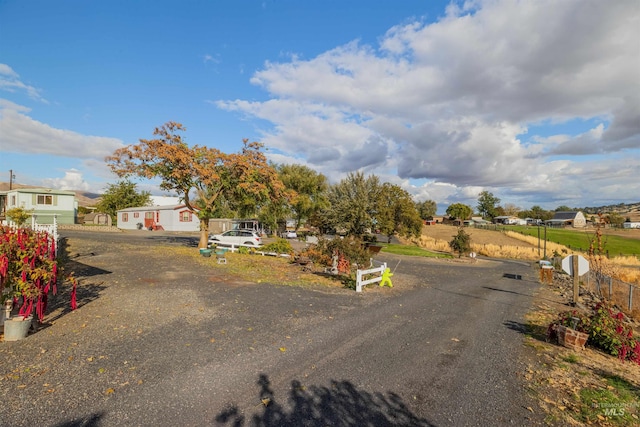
[561,255,589,276]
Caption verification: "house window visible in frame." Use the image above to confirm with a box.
[37,194,53,205]
[180,211,192,222]
[122,213,128,222]
[10,195,16,206]
[134,212,139,218]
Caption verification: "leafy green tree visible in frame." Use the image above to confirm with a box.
[376,183,423,242]
[607,212,625,227]
[257,197,290,237]
[325,172,380,237]
[520,205,552,221]
[491,206,505,218]
[277,164,329,230]
[555,205,572,212]
[416,200,437,220]
[477,191,500,220]
[446,203,472,220]
[530,205,548,220]
[107,122,289,248]
[97,180,151,222]
[449,227,472,258]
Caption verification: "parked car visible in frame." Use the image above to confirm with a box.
[283,231,297,239]
[208,229,262,247]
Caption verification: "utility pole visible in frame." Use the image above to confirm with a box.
[9,169,14,190]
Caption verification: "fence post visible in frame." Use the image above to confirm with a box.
[586,271,590,290]
[609,277,613,299]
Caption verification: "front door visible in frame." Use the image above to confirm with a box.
[144,212,154,229]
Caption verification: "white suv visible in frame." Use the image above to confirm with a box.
[208,229,262,247]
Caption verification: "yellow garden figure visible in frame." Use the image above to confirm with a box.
[379,268,393,288]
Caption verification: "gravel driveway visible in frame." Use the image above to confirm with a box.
[0,230,547,426]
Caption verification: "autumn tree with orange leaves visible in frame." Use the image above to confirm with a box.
[106,122,290,248]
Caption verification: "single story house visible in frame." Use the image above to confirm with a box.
[208,218,271,235]
[493,216,525,225]
[623,222,640,229]
[0,187,77,224]
[208,218,234,234]
[546,211,586,228]
[117,205,200,232]
[470,217,491,225]
[150,195,182,206]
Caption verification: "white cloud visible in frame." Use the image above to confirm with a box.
[42,169,90,191]
[203,54,220,64]
[0,100,125,159]
[218,0,640,208]
[0,63,48,103]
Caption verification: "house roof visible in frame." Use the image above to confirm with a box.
[118,204,196,213]
[552,211,581,220]
[0,187,76,196]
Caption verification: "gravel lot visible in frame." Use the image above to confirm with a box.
[1,230,547,426]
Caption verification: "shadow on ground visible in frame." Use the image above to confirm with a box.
[147,235,200,247]
[38,238,110,326]
[54,412,105,427]
[215,374,434,427]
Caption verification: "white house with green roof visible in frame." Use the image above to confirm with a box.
[0,187,77,224]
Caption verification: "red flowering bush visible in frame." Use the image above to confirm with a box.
[0,225,77,322]
[547,300,640,364]
[589,301,640,364]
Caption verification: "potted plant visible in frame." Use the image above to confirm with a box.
[199,248,213,257]
[547,309,590,351]
[1,226,77,341]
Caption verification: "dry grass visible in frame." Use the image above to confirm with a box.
[471,243,541,260]
[416,226,640,287]
[413,230,569,261]
[172,246,343,288]
[412,235,451,253]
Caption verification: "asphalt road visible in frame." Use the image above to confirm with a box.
[0,230,546,426]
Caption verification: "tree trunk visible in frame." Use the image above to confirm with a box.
[199,218,209,249]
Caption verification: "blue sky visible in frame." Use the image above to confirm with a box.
[1,0,638,213]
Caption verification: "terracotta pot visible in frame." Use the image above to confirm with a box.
[556,325,588,351]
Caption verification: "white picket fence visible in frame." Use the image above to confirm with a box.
[355,262,388,293]
[2,215,59,257]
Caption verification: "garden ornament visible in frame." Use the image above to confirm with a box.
[379,268,393,288]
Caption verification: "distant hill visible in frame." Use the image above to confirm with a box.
[0,182,102,208]
[75,192,102,208]
[579,202,640,222]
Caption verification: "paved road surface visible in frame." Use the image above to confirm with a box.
[0,230,546,426]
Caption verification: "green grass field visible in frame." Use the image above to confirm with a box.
[510,226,640,257]
[380,243,452,258]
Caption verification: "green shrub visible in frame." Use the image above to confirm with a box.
[262,238,294,256]
[5,207,32,226]
[313,237,370,270]
[449,227,471,258]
